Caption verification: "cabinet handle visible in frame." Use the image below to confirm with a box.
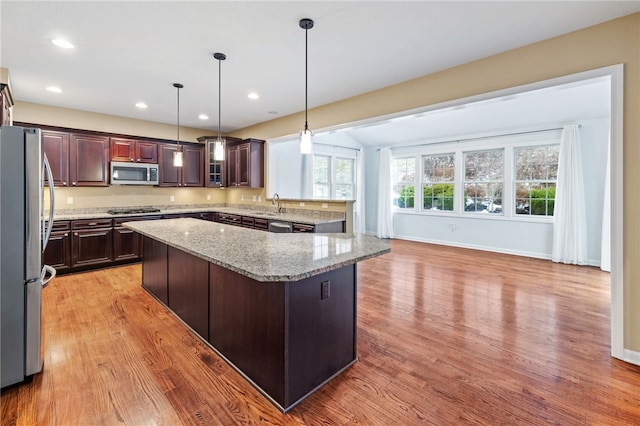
[74,232,78,236]
[88,222,97,226]
[137,158,141,162]
[63,233,68,237]
[130,158,134,162]
[63,181,67,186]
[72,182,76,186]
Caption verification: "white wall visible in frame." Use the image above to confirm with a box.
[363,117,609,264]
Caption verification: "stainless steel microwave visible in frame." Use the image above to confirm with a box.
[110,161,159,185]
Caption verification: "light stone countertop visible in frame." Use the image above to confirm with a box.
[124,218,390,282]
[51,204,345,225]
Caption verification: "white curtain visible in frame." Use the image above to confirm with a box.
[355,149,366,233]
[552,124,588,265]
[600,133,611,271]
[377,147,394,239]
[301,153,313,199]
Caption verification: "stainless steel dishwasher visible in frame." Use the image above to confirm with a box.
[268,221,292,233]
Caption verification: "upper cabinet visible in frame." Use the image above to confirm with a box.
[110,137,158,163]
[42,130,109,187]
[226,138,265,188]
[200,135,241,188]
[158,143,204,187]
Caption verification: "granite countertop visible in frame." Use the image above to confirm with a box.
[124,218,390,282]
[50,204,345,225]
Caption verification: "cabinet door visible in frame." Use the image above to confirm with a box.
[206,141,225,187]
[69,134,109,186]
[168,246,209,338]
[238,143,251,187]
[71,228,114,268]
[42,130,70,187]
[113,227,141,261]
[158,144,181,187]
[43,231,71,273]
[136,141,158,163]
[227,144,239,187]
[142,237,168,305]
[110,137,136,162]
[182,145,204,187]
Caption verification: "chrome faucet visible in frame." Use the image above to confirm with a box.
[272,193,282,213]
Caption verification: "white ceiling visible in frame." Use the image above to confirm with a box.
[1,1,638,134]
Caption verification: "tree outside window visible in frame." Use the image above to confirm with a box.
[335,158,354,200]
[313,155,330,199]
[392,157,416,208]
[464,149,504,214]
[423,153,455,211]
[514,145,559,216]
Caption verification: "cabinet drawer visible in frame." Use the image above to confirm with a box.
[292,223,315,233]
[71,218,113,230]
[51,220,70,231]
[253,218,269,230]
[241,216,255,227]
[216,213,242,225]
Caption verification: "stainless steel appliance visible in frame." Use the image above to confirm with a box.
[1,126,55,388]
[110,161,159,185]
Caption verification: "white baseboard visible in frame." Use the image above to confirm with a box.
[622,349,640,366]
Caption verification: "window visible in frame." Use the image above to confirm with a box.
[464,149,504,214]
[335,158,355,200]
[392,157,416,208]
[313,155,356,199]
[313,155,330,199]
[423,153,455,211]
[514,145,559,216]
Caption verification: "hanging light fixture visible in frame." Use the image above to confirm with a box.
[173,82,184,167]
[299,18,314,154]
[213,52,227,161]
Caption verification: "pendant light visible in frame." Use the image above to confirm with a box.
[173,82,184,167]
[213,52,226,161]
[299,18,314,154]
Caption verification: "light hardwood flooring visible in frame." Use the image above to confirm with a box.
[2,239,640,425]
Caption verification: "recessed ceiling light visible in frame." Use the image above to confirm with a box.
[51,39,74,49]
[135,102,148,109]
[198,114,209,120]
[46,86,62,93]
[248,92,259,100]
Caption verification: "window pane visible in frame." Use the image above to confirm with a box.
[464,149,503,214]
[423,153,455,211]
[313,155,330,183]
[513,145,559,217]
[335,158,354,184]
[393,157,416,208]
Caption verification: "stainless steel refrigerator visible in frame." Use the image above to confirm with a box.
[1,125,55,388]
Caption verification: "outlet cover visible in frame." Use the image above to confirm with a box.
[170,195,175,202]
[207,195,211,200]
[322,203,328,209]
[66,197,73,205]
[252,195,257,201]
[258,196,262,202]
[321,281,330,300]
[299,202,305,206]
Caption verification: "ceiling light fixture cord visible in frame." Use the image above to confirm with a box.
[174,83,183,148]
[304,21,308,132]
[213,52,226,161]
[173,83,184,167]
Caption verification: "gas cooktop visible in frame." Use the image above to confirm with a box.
[106,207,161,215]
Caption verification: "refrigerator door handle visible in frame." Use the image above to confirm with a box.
[41,264,56,287]
[42,153,55,251]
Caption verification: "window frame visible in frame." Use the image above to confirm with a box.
[312,148,357,200]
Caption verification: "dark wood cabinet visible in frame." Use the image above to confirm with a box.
[70,218,113,269]
[110,137,158,163]
[42,130,70,187]
[158,143,204,187]
[168,246,210,338]
[42,221,71,273]
[113,216,161,261]
[226,139,264,188]
[0,86,12,126]
[69,133,110,187]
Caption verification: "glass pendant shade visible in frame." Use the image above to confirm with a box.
[213,137,225,161]
[300,129,313,154]
[173,150,183,167]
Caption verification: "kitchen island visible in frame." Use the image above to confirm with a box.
[124,218,390,412]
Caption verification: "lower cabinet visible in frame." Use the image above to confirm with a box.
[43,221,72,273]
[113,216,161,261]
[142,236,168,305]
[168,246,209,338]
[70,219,114,269]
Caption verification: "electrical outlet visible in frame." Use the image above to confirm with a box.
[241,194,244,201]
[66,197,73,205]
[322,203,328,209]
[252,195,257,201]
[449,223,457,232]
[299,202,305,207]
[321,281,330,300]
[170,195,175,202]
[258,196,261,202]
[207,194,211,201]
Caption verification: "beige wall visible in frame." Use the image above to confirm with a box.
[14,14,640,350]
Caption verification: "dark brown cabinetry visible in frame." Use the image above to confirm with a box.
[215,212,242,226]
[42,221,71,273]
[110,137,158,163]
[42,130,109,187]
[69,133,110,187]
[168,246,209,338]
[226,139,264,188]
[158,144,204,187]
[142,236,168,305]
[113,216,161,261]
[199,136,241,188]
[70,218,113,269]
[42,130,70,186]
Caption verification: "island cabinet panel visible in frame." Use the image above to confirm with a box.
[208,262,356,410]
[208,264,286,404]
[168,246,209,338]
[142,237,168,305]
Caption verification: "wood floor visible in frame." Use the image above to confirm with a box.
[2,239,639,425]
